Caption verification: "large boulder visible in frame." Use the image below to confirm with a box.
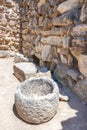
[13,62,38,81]
[15,77,59,124]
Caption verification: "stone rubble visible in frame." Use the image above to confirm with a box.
[0,0,87,101]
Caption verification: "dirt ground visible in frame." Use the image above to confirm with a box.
[0,57,87,130]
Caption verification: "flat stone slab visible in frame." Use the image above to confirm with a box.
[15,77,59,124]
[13,62,38,81]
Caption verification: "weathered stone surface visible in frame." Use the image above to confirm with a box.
[78,54,87,78]
[63,36,70,49]
[74,78,87,101]
[14,62,38,81]
[14,53,29,63]
[80,3,87,22]
[59,93,69,102]
[15,77,59,124]
[71,24,87,36]
[38,0,46,8]
[39,27,71,36]
[41,36,63,46]
[42,45,56,62]
[57,0,80,14]
[54,63,69,79]
[0,50,14,58]
[67,69,80,81]
[60,54,68,64]
[0,0,20,51]
[1,0,87,103]
[53,12,74,26]
[28,70,52,79]
[0,44,9,50]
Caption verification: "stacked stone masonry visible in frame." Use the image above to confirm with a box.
[0,0,87,102]
[0,0,21,51]
[20,0,87,102]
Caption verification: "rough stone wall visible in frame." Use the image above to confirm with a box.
[20,0,87,102]
[0,0,21,51]
[20,0,84,66]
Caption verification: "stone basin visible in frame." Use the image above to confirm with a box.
[15,77,59,124]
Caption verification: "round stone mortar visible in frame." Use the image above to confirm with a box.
[15,77,59,124]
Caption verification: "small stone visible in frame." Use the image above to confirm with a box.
[59,94,69,102]
[14,53,29,63]
[39,67,48,73]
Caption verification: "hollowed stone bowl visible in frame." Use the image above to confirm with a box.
[15,77,59,124]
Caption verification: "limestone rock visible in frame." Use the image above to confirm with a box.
[0,0,20,51]
[13,62,38,81]
[41,36,63,46]
[53,12,74,26]
[15,77,59,124]
[59,93,69,102]
[80,3,87,22]
[60,54,68,64]
[42,45,56,62]
[29,70,52,79]
[0,50,14,58]
[57,0,80,14]
[0,45,9,50]
[53,7,80,26]
[19,67,52,79]
[14,53,29,63]
[71,24,87,36]
[38,0,46,8]
[78,54,87,78]
[39,27,71,36]
[63,36,70,49]
[53,63,69,86]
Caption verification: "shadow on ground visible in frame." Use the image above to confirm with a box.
[58,81,87,130]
